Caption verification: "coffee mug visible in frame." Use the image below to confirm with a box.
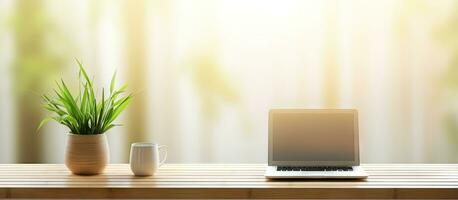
[130,143,167,176]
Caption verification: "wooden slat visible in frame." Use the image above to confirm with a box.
[1,177,457,182]
[0,188,6,198]
[396,188,458,199]
[251,188,396,199]
[1,182,457,187]
[0,164,457,199]
[0,163,457,169]
[21,188,443,199]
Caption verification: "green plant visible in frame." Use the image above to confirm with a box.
[37,59,133,135]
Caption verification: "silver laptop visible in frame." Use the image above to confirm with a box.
[265,109,368,179]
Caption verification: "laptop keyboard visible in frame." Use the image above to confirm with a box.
[276,166,353,171]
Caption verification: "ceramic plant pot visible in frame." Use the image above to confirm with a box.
[65,133,109,175]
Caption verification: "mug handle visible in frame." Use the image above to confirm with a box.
[158,145,168,167]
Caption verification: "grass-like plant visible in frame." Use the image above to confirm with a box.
[37,59,133,135]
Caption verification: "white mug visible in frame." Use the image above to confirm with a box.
[130,143,167,176]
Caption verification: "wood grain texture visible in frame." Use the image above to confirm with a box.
[0,188,7,198]
[0,164,457,199]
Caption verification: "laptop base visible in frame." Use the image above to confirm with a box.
[264,166,368,179]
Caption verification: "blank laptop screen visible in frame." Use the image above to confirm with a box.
[272,111,355,161]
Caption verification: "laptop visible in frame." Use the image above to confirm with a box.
[265,109,368,179]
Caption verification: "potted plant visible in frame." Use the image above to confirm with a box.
[38,59,133,175]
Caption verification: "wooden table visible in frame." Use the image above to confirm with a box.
[0,164,457,199]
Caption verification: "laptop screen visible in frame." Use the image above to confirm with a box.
[270,110,357,164]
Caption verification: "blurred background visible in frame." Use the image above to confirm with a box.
[0,0,458,163]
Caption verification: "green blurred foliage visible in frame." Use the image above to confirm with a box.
[189,50,239,121]
[11,0,68,95]
[439,5,458,89]
[438,2,458,146]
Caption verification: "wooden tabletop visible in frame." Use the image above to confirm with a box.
[0,164,457,199]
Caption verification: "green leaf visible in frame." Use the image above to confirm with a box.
[36,117,52,133]
[110,70,117,94]
[106,94,132,125]
[75,58,92,88]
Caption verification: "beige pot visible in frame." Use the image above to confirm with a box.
[65,133,109,175]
